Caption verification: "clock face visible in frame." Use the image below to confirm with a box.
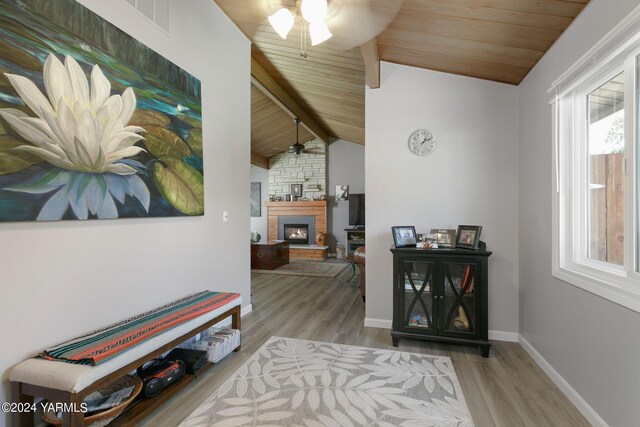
[408,129,437,156]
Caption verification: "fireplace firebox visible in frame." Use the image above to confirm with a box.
[284,224,309,244]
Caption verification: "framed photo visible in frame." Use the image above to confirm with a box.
[431,228,457,248]
[456,225,482,249]
[417,234,438,249]
[392,226,417,248]
[291,184,303,197]
[336,185,349,201]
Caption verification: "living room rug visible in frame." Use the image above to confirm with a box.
[252,260,349,278]
[180,337,474,427]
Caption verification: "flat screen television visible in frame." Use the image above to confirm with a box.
[349,194,365,228]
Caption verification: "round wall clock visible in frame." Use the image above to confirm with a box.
[408,129,437,156]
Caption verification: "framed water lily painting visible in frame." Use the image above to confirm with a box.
[0,0,204,221]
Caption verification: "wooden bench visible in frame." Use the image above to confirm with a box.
[11,297,242,427]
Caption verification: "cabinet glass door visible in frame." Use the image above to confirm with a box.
[440,262,478,337]
[400,260,437,334]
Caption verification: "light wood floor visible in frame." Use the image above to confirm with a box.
[143,267,589,427]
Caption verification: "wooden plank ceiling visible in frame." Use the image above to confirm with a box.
[376,0,590,84]
[215,0,589,158]
[251,84,315,159]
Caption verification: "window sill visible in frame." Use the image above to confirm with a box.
[553,266,640,314]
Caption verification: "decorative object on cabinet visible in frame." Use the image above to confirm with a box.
[391,226,417,248]
[250,183,261,217]
[431,228,457,248]
[291,184,303,197]
[456,225,482,249]
[391,243,492,357]
[250,232,262,243]
[417,234,438,249]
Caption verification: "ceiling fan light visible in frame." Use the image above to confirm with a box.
[309,21,332,46]
[301,0,328,23]
[268,8,294,39]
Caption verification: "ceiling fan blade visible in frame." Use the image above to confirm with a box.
[326,0,404,50]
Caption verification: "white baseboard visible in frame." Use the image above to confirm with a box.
[519,336,607,426]
[364,320,605,424]
[241,304,253,317]
[364,318,392,329]
[488,330,519,342]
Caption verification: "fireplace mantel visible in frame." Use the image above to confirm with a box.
[266,201,327,243]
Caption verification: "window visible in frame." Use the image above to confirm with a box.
[552,12,640,313]
[587,72,625,267]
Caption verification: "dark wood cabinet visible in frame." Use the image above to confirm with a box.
[391,243,492,357]
[251,241,289,270]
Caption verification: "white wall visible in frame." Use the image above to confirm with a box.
[0,0,251,421]
[327,140,365,251]
[365,62,520,336]
[518,1,640,425]
[250,165,268,240]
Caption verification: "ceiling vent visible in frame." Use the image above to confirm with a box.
[121,0,169,33]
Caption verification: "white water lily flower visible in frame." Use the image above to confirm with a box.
[0,53,145,175]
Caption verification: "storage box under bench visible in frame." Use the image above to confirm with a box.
[10,292,242,427]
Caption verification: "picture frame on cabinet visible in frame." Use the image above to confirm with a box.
[456,225,482,249]
[392,226,417,248]
[431,228,457,248]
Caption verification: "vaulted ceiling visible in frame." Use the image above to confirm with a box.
[214,0,590,164]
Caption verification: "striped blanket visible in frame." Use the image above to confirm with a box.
[38,291,240,366]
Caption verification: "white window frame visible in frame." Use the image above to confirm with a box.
[551,6,640,314]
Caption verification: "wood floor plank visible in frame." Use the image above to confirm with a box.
[140,266,589,427]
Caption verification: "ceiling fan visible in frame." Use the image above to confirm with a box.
[265,0,404,51]
[288,118,324,155]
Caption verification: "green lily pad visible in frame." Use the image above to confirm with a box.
[0,137,42,175]
[154,157,204,215]
[143,126,190,159]
[0,39,44,71]
[129,109,170,127]
[178,115,202,128]
[186,128,203,158]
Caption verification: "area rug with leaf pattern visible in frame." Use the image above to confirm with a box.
[180,337,474,427]
[252,260,349,278]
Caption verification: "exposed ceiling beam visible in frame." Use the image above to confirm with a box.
[251,56,331,144]
[251,152,270,169]
[361,38,380,89]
